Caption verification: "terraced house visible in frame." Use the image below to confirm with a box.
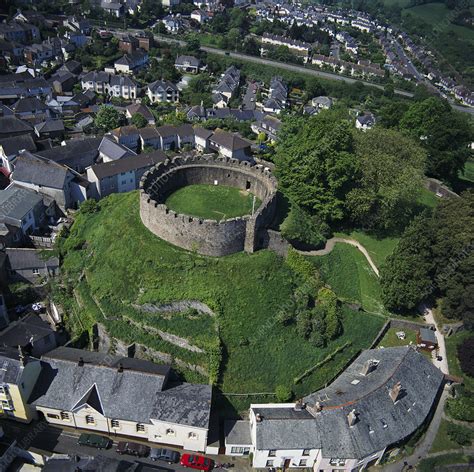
[30,348,212,453]
[226,347,444,470]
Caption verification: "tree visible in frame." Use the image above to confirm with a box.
[94,105,124,132]
[317,287,342,340]
[399,97,473,183]
[446,423,472,445]
[275,385,293,402]
[131,112,148,129]
[274,111,358,224]
[457,336,474,377]
[380,215,436,312]
[346,128,426,232]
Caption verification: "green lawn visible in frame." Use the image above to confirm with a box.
[310,243,386,315]
[446,331,474,391]
[459,159,474,185]
[430,419,473,454]
[57,192,384,413]
[418,453,474,472]
[165,184,261,220]
[335,230,399,268]
[378,326,417,348]
[418,187,441,209]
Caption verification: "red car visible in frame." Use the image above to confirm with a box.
[180,453,214,471]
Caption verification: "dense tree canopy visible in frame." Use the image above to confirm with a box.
[94,105,125,132]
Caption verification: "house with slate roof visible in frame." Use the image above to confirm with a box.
[0,348,42,423]
[30,347,212,452]
[147,80,179,104]
[226,347,444,470]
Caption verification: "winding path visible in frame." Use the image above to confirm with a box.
[297,237,380,277]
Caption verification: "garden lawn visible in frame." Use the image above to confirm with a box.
[378,326,417,348]
[58,192,384,413]
[446,331,474,391]
[165,184,261,220]
[430,419,473,454]
[418,453,473,472]
[335,230,399,268]
[459,159,474,185]
[310,244,386,315]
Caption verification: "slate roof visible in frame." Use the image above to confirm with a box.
[42,454,136,472]
[35,120,65,134]
[209,130,251,151]
[12,152,69,189]
[175,55,200,67]
[419,328,437,345]
[254,347,444,459]
[36,137,101,168]
[139,127,160,140]
[225,420,252,446]
[0,313,54,351]
[0,185,43,226]
[30,347,212,428]
[98,136,136,161]
[0,116,33,137]
[13,97,48,113]
[194,127,213,140]
[0,134,36,156]
[6,248,59,271]
[148,80,178,93]
[90,151,166,179]
[0,349,27,385]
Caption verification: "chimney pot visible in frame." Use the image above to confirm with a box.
[255,413,262,422]
[389,381,402,403]
[347,409,358,426]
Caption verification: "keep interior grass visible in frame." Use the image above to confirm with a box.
[58,192,384,410]
[430,419,473,454]
[378,326,417,348]
[310,243,386,315]
[165,184,261,220]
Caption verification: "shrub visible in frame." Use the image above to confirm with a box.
[286,247,320,286]
[446,423,472,446]
[79,199,99,215]
[457,336,474,377]
[275,385,293,402]
[446,394,474,422]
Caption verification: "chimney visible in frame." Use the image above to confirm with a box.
[78,357,84,367]
[347,409,358,426]
[18,345,27,367]
[117,362,123,373]
[294,399,306,411]
[389,382,402,403]
[255,413,262,422]
[361,359,378,376]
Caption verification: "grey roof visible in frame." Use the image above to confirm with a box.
[42,454,136,472]
[6,248,59,271]
[148,80,178,93]
[0,313,54,351]
[36,137,101,168]
[35,120,64,134]
[0,349,27,385]
[225,420,252,446]
[175,55,200,67]
[419,328,437,344]
[0,185,43,226]
[90,151,166,179]
[13,96,47,113]
[194,127,213,140]
[209,130,251,151]
[30,347,211,428]
[254,347,444,458]
[0,134,36,156]
[0,116,33,136]
[139,127,160,140]
[12,152,69,189]
[98,136,136,161]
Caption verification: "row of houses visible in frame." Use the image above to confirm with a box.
[312,54,385,79]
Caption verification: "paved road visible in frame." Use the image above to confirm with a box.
[2,421,248,471]
[421,304,449,375]
[298,237,380,277]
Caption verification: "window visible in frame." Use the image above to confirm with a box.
[60,412,70,421]
[302,449,311,456]
[111,419,120,428]
[268,450,276,457]
[0,386,5,394]
[329,459,346,466]
[47,413,60,419]
[136,423,146,432]
[1,400,12,410]
[85,415,95,425]
[166,428,175,436]
[230,447,250,454]
[188,432,198,440]
[266,461,273,467]
[299,459,307,467]
[32,268,40,275]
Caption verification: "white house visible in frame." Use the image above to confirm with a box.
[147,80,179,104]
[356,112,376,131]
[81,72,138,100]
[30,347,212,453]
[226,347,444,470]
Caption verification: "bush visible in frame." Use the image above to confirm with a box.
[446,394,474,422]
[79,199,99,214]
[457,336,474,377]
[286,247,320,286]
[275,385,293,402]
[446,423,472,446]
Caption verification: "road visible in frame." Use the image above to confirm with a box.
[2,421,249,471]
[421,304,449,376]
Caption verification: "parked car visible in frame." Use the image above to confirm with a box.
[180,453,214,471]
[150,447,180,463]
[78,433,111,449]
[116,441,150,457]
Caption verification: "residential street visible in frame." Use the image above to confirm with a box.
[2,421,252,471]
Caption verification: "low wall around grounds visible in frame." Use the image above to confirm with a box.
[140,155,278,257]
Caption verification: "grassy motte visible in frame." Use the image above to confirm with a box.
[165,184,261,220]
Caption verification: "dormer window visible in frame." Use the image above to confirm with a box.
[166,428,175,436]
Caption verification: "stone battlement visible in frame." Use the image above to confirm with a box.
[140,154,278,256]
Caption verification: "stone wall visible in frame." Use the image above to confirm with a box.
[140,154,278,256]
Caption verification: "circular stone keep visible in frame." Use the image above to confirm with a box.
[139,155,278,257]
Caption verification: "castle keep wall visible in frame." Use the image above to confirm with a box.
[139,155,278,256]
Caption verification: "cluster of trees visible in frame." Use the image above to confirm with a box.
[381,190,473,323]
[277,249,343,348]
[274,109,427,244]
[94,105,126,132]
[74,34,120,70]
[446,385,474,422]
